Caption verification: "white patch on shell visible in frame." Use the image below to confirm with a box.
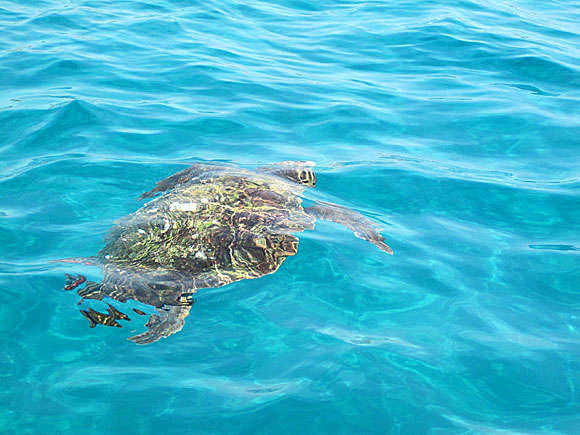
[169,201,198,212]
[195,250,207,260]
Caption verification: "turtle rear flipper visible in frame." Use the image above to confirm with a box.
[306,201,393,255]
[128,305,191,345]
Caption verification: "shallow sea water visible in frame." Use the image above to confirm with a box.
[1,0,580,433]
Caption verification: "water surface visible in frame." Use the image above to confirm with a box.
[1,0,580,433]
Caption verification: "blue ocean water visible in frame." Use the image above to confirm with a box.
[1,0,580,432]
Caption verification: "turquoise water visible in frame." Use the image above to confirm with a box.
[1,0,580,432]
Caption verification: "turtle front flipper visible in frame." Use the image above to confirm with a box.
[128,305,192,345]
[306,201,393,255]
[138,164,223,200]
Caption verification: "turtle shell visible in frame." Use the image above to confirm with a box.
[96,167,315,302]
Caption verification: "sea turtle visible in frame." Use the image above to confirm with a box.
[63,161,392,344]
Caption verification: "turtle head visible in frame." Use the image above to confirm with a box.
[259,161,317,187]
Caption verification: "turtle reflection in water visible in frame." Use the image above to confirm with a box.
[63,161,393,344]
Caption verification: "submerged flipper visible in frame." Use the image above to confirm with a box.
[63,273,192,344]
[306,201,393,254]
[128,305,192,345]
